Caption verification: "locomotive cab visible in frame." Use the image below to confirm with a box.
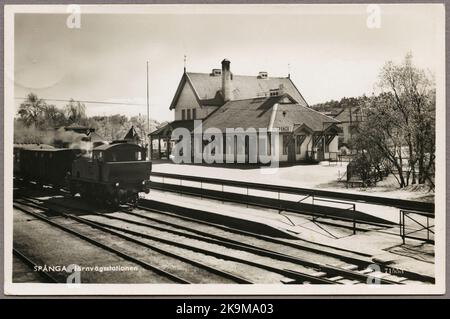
[92,142,146,162]
[70,141,152,206]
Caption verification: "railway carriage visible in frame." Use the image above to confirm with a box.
[13,144,55,175]
[19,147,80,187]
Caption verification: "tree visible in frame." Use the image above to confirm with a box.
[378,53,435,186]
[42,104,67,128]
[353,93,408,187]
[352,54,435,188]
[17,93,47,127]
[129,114,159,146]
[310,96,363,114]
[14,93,162,146]
[65,99,87,125]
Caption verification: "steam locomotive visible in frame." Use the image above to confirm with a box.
[14,141,151,206]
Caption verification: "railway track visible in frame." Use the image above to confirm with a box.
[14,197,337,284]
[14,201,194,284]
[95,210,399,284]
[13,194,434,285]
[13,248,59,283]
[135,201,434,284]
[17,199,253,284]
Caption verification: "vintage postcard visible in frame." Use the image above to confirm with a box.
[2,3,446,295]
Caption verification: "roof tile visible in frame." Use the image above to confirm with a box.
[186,72,308,107]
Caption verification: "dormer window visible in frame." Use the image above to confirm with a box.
[270,89,279,97]
[258,71,268,79]
[211,69,222,76]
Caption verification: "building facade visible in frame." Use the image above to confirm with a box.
[150,59,341,163]
[333,106,366,151]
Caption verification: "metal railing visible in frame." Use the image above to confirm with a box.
[151,172,435,241]
[150,173,403,234]
[150,172,434,214]
[326,152,340,162]
[399,209,435,244]
[297,194,357,234]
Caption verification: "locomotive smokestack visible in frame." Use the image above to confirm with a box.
[221,59,233,102]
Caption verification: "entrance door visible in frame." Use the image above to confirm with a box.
[287,136,296,162]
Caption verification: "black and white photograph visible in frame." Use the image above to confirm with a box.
[2,3,446,295]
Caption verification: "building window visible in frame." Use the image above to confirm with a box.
[187,109,191,120]
[270,89,279,97]
[282,135,289,155]
[182,110,186,120]
[135,151,142,161]
[192,109,197,120]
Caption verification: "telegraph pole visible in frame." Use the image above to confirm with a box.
[146,60,150,159]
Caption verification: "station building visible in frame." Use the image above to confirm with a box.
[332,106,366,151]
[150,59,341,163]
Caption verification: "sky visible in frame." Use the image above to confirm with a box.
[13,4,443,122]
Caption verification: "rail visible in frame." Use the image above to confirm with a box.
[149,174,403,235]
[297,194,357,234]
[150,172,434,215]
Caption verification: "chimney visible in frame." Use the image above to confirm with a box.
[221,59,232,102]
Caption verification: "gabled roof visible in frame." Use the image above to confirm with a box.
[149,120,195,137]
[274,104,340,132]
[293,123,315,134]
[169,71,308,110]
[201,95,283,132]
[89,131,105,142]
[123,126,141,141]
[202,94,334,133]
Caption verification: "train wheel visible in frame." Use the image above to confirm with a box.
[98,192,109,208]
[67,180,76,197]
[70,185,77,197]
[131,194,139,208]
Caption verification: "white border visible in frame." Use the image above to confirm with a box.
[3,3,446,295]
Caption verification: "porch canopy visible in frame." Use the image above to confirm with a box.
[148,120,194,159]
